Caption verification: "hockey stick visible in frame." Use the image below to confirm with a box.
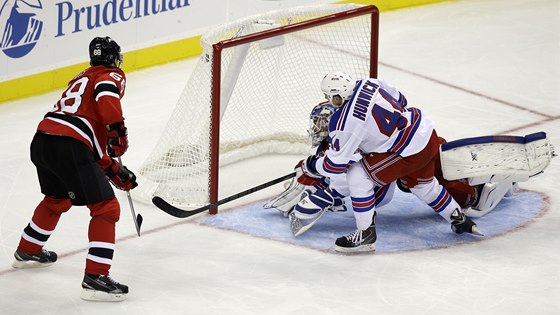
[152,172,297,218]
[118,157,143,236]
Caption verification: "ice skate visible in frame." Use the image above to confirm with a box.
[81,274,129,302]
[334,213,377,253]
[12,249,57,269]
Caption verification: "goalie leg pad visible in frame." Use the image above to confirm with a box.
[264,179,308,215]
[292,190,328,220]
[292,188,340,220]
[289,207,327,237]
[440,132,554,183]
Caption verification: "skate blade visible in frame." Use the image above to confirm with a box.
[12,259,54,269]
[471,226,485,236]
[333,243,376,254]
[80,288,127,302]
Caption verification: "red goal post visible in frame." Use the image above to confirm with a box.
[136,4,379,213]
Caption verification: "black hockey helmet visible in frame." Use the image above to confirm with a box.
[89,36,123,68]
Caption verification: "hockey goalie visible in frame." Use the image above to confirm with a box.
[265,102,555,237]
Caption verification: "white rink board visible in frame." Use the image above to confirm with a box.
[0,0,332,81]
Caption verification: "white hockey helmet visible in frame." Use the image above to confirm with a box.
[308,102,336,147]
[320,71,355,108]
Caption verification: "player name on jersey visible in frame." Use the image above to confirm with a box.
[353,80,379,121]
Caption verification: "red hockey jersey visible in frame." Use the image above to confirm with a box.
[37,65,126,170]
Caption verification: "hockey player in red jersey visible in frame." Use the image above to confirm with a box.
[12,37,136,301]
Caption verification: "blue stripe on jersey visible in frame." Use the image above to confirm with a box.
[334,102,350,132]
[389,108,422,154]
[335,80,363,132]
[397,108,422,154]
[398,93,407,107]
[379,88,404,111]
[323,156,347,174]
[329,105,343,133]
[390,123,406,152]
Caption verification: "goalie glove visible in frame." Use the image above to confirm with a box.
[295,156,325,187]
[106,122,128,157]
[105,159,138,191]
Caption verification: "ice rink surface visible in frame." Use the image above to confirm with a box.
[1,0,559,314]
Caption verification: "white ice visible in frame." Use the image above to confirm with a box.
[0,0,559,314]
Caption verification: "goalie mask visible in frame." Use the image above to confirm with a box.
[308,103,336,147]
[89,36,123,68]
[320,71,355,108]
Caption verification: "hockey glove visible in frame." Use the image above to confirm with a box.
[106,122,128,157]
[295,156,323,187]
[450,209,484,236]
[106,159,138,191]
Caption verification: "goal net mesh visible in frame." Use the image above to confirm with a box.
[135,4,376,207]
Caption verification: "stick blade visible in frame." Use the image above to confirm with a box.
[136,214,143,236]
[152,196,207,218]
[152,196,187,218]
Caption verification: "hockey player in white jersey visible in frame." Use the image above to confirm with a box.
[293,72,482,253]
[265,102,397,236]
[266,102,523,237]
[268,79,553,244]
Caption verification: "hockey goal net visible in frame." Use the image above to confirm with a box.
[135,4,379,212]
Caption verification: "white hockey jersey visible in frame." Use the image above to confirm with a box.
[314,78,434,193]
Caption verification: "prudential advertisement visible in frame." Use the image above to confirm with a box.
[0,0,221,82]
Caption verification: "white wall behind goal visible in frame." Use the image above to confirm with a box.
[0,0,333,82]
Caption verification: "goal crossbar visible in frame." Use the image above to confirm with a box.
[208,5,379,213]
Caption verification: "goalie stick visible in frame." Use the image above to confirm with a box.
[152,172,297,218]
